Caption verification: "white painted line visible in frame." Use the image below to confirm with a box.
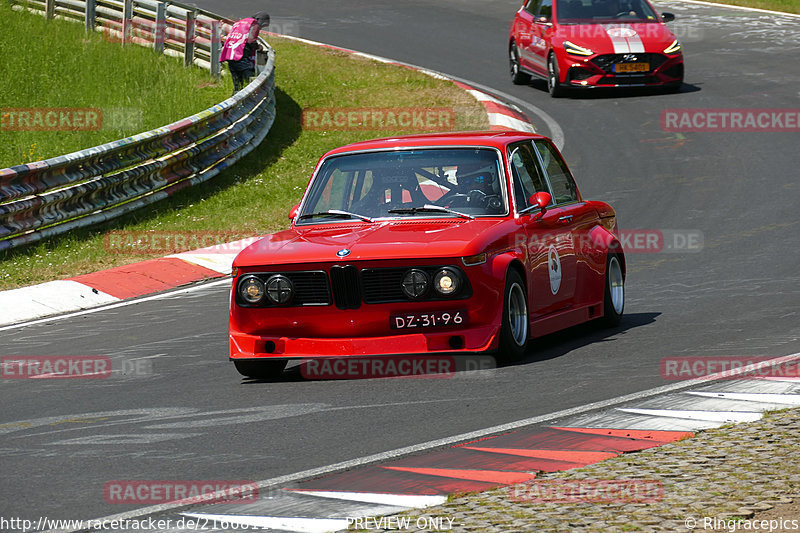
[686,391,800,406]
[55,351,800,533]
[618,408,763,423]
[0,278,231,333]
[288,490,447,508]
[181,512,348,533]
[664,0,800,18]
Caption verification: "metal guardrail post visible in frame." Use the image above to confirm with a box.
[184,9,196,67]
[85,0,96,31]
[122,0,133,45]
[154,2,167,53]
[210,19,221,79]
[45,0,55,19]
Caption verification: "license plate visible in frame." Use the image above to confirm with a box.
[391,310,467,329]
[615,62,649,73]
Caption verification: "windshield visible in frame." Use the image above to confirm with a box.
[556,0,659,22]
[298,148,507,223]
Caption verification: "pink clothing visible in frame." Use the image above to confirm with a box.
[220,18,259,62]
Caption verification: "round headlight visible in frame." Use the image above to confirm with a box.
[433,268,461,296]
[239,275,266,304]
[402,269,430,300]
[266,274,295,305]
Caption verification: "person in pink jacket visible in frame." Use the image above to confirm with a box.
[221,12,270,94]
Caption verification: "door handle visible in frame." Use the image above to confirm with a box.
[558,215,573,224]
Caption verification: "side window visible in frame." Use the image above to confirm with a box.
[508,141,550,211]
[535,140,578,204]
[537,0,553,20]
[524,0,543,15]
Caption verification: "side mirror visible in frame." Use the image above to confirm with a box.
[661,12,675,22]
[530,191,552,210]
[526,192,552,220]
[288,204,300,222]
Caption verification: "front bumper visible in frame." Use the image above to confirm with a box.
[561,52,683,88]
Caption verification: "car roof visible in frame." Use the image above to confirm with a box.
[322,130,547,157]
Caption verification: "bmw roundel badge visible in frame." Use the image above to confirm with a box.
[337,248,351,257]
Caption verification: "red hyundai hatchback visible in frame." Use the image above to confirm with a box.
[229,132,625,378]
[509,0,684,96]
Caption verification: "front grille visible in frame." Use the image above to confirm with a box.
[362,268,407,303]
[568,66,594,81]
[330,265,361,309]
[591,53,667,74]
[285,271,331,305]
[597,75,657,85]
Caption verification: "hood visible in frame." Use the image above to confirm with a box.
[234,219,511,267]
[557,22,677,53]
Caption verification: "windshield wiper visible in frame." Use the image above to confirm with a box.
[298,209,374,223]
[387,204,474,220]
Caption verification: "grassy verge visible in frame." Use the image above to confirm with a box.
[675,0,799,14]
[0,3,230,167]
[0,33,488,290]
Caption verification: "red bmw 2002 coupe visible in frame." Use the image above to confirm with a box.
[229,131,625,378]
[509,0,683,96]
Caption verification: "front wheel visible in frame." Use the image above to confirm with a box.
[547,54,565,98]
[601,254,625,327]
[233,359,287,379]
[510,43,531,85]
[497,269,529,363]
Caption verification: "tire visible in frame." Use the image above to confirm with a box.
[509,43,531,85]
[601,254,625,327]
[233,359,287,379]
[497,269,529,363]
[547,54,565,98]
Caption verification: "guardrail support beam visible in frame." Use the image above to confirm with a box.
[154,2,167,53]
[184,9,196,67]
[121,0,133,45]
[45,0,56,19]
[210,19,221,79]
[85,0,96,31]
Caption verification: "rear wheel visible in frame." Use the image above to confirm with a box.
[498,269,529,363]
[547,54,565,98]
[510,43,531,85]
[233,359,287,379]
[601,254,625,327]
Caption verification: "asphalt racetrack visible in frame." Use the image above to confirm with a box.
[1,0,799,524]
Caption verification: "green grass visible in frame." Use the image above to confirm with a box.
[0,2,230,167]
[704,0,799,14]
[0,30,488,289]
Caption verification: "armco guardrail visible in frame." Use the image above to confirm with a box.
[1,0,275,251]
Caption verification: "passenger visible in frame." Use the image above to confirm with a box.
[221,12,270,94]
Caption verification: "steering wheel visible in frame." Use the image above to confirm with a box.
[615,10,636,17]
[467,189,488,206]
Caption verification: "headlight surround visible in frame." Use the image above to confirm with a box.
[402,269,430,300]
[265,274,295,305]
[663,39,681,54]
[564,40,593,57]
[433,267,462,297]
[238,275,266,305]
